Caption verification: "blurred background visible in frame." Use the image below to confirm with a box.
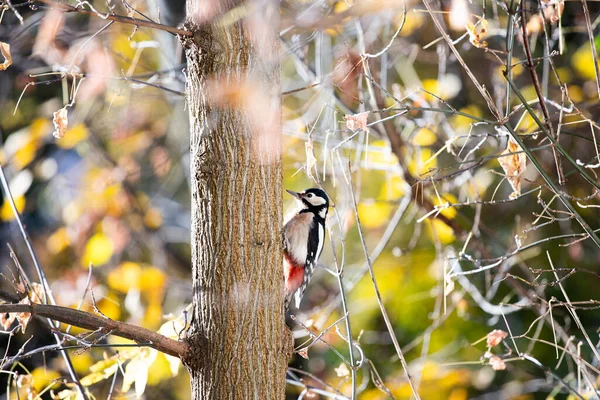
[1,0,600,398]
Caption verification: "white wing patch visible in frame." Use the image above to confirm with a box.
[316,223,324,262]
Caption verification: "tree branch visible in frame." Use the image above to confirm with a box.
[35,0,193,37]
[0,302,189,358]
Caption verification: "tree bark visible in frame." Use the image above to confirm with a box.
[181,1,291,398]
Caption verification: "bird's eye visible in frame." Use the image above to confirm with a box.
[307,193,314,198]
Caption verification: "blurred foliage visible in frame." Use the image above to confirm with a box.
[0,0,600,399]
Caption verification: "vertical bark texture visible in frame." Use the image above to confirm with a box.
[182,1,291,399]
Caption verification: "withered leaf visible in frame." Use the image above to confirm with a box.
[0,41,12,71]
[486,329,508,347]
[53,107,69,139]
[466,19,488,49]
[498,137,527,198]
[344,112,369,131]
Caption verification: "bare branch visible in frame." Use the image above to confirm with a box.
[35,0,193,37]
[0,303,189,358]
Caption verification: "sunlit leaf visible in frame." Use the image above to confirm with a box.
[498,137,527,198]
[52,106,69,139]
[357,200,394,229]
[0,41,12,71]
[144,207,163,229]
[108,261,141,293]
[466,19,488,48]
[82,232,114,266]
[572,43,599,81]
[56,123,89,149]
[411,128,438,146]
[426,219,455,244]
[1,195,25,221]
[48,227,70,254]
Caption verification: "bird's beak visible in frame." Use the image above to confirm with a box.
[286,189,302,199]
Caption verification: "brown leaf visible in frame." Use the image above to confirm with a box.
[486,329,508,347]
[489,355,506,370]
[1,311,16,330]
[0,41,12,71]
[498,137,527,198]
[344,112,369,131]
[52,107,69,139]
[466,19,488,49]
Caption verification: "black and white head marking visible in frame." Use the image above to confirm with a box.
[286,188,330,219]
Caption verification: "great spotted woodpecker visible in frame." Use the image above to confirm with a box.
[283,188,329,310]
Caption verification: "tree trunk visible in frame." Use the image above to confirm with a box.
[181,1,291,399]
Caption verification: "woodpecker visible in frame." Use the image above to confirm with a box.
[283,188,329,310]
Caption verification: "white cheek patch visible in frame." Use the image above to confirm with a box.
[310,196,327,206]
[319,208,327,218]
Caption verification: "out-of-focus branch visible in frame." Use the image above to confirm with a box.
[519,0,564,184]
[0,303,189,358]
[35,0,193,37]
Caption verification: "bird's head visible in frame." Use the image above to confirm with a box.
[286,188,329,217]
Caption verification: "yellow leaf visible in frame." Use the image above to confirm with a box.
[378,175,405,200]
[432,193,458,219]
[56,123,88,149]
[411,128,438,146]
[139,266,165,292]
[144,208,163,229]
[80,371,109,387]
[572,44,597,81]
[1,195,25,221]
[357,201,394,229]
[31,367,61,392]
[48,227,70,254]
[82,232,114,266]
[450,105,483,133]
[13,139,38,169]
[407,147,437,177]
[108,261,142,293]
[89,358,119,374]
[426,219,455,244]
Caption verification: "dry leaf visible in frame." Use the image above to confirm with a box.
[488,355,506,370]
[0,41,12,71]
[466,19,488,49]
[344,112,369,131]
[498,137,527,198]
[297,348,309,359]
[53,107,69,139]
[486,329,508,347]
[1,311,16,330]
[335,362,350,377]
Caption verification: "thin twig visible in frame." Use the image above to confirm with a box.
[35,0,193,36]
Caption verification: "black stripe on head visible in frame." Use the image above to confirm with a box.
[299,188,329,219]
